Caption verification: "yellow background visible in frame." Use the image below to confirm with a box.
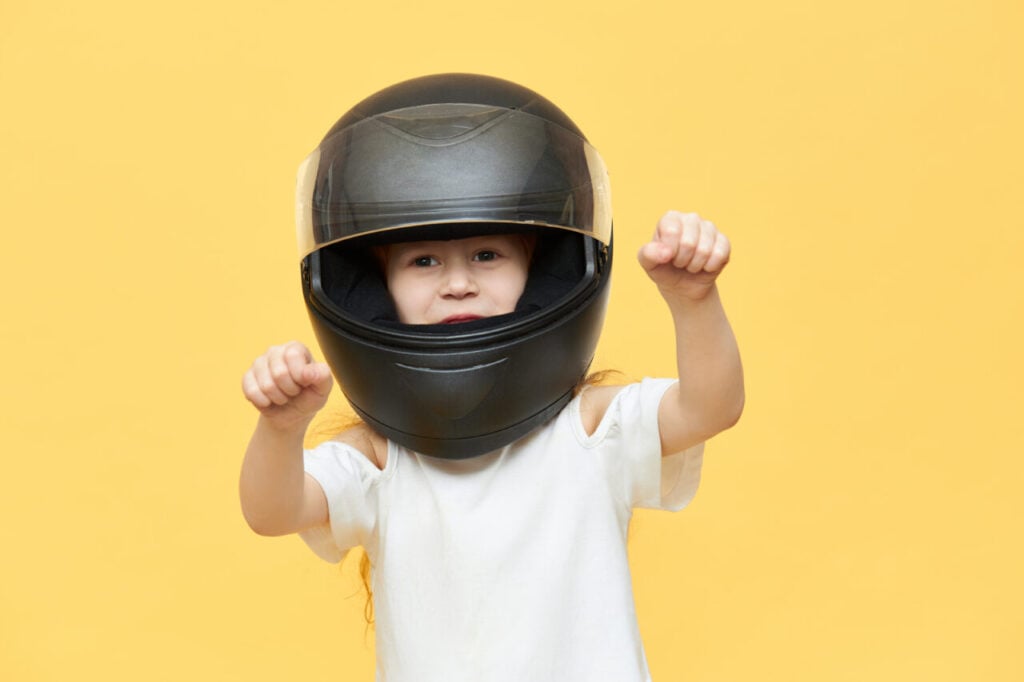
[2,0,1021,679]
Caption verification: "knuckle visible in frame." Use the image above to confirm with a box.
[659,212,682,231]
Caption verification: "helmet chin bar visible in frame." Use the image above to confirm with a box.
[298,74,613,458]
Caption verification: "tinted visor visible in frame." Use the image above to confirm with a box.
[296,103,611,258]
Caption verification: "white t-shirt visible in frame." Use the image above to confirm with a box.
[301,378,704,682]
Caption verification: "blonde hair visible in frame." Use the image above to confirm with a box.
[356,550,375,627]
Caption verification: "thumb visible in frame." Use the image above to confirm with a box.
[637,240,673,274]
[300,362,334,395]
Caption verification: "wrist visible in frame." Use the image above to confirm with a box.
[256,411,315,440]
[661,281,720,309]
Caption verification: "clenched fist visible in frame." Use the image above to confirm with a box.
[241,341,333,430]
[637,211,731,301]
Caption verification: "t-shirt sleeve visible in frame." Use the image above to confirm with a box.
[298,440,380,563]
[597,378,704,511]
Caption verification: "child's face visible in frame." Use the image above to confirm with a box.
[382,234,533,325]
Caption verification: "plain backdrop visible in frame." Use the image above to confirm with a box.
[2,1,1022,679]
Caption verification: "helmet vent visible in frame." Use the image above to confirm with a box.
[394,358,508,420]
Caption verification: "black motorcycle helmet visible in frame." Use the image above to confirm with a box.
[297,74,613,458]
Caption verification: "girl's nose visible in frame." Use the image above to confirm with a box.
[442,263,478,298]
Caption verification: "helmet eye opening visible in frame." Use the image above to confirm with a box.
[306,227,603,343]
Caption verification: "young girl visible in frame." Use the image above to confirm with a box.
[240,74,743,681]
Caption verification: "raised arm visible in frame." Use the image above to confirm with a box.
[637,211,744,455]
[239,341,333,536]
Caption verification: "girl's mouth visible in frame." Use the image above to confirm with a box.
[441,314,483,324]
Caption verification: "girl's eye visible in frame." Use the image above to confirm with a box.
[412,256,438,267]
[474,250,498,262]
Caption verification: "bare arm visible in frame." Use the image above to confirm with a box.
[239,342,333,536]
[637,211,745,455]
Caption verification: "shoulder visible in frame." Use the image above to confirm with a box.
[577,378,682,448]
[577,384,626,437]
[330,422,389,470]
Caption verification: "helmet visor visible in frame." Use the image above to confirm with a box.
[296,104,611,258]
